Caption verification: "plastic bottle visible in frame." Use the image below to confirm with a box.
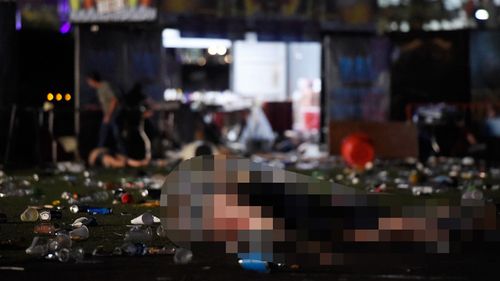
[124,227,153,242]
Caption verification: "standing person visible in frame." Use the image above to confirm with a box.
[86,72,124,153]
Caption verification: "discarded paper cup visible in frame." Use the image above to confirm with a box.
[69,225,89,241]
[131,212,155,225]
[39,210,62,222]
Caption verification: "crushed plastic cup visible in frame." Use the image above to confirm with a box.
[47,239,60,252]
[25,237,48,257]
[71,247,85,262]
[120,242,147,256]
[39,210,62,222]
[69,225,89,240]
[112,246,123,256]
[55,247,85,263]
[130,212,159,225]
[156,225,168,238]
[55,232,72,248]
[56,248,71,262]
[20,207,39,222]
[71,217,97,228]
[173,248,193,265]
[48,233,72,251]
[124,226,153,242]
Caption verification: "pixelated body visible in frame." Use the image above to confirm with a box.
[160,155,499,266]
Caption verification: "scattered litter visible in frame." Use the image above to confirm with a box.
[34,223,58,235]
[69,225,89,241]
[131,212,159,225]
[0,266,25,271]
[238,259,270,273]
[117,242,148,256]
[71,217,97,228]
[39,210,62,222]
[124,226,153,242]
[156,225,168,238]
[173,248,193,264]
[20,207,39,222]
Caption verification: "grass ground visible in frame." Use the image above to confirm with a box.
[1,165,500,281]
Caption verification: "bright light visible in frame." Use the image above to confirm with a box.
[164,88,183,101]
[208,46,218,55]
[65,93,72,101]
[162,28,232,49]
[475,9,490,21]
[197,57,207,66]
[56,93,63,101]
[400,21,410,32]
[15,10,21,31]
[60,22,71,34]
[216,46,227,56]
[47,93,54,101]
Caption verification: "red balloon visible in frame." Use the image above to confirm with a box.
[341,133,375,169]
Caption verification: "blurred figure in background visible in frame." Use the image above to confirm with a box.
[88,147,150,168]
[120,82,153,162]
[179,113,222,161]
[86,72,125,154]
[483,103,500,165]
[238,106,276,155]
